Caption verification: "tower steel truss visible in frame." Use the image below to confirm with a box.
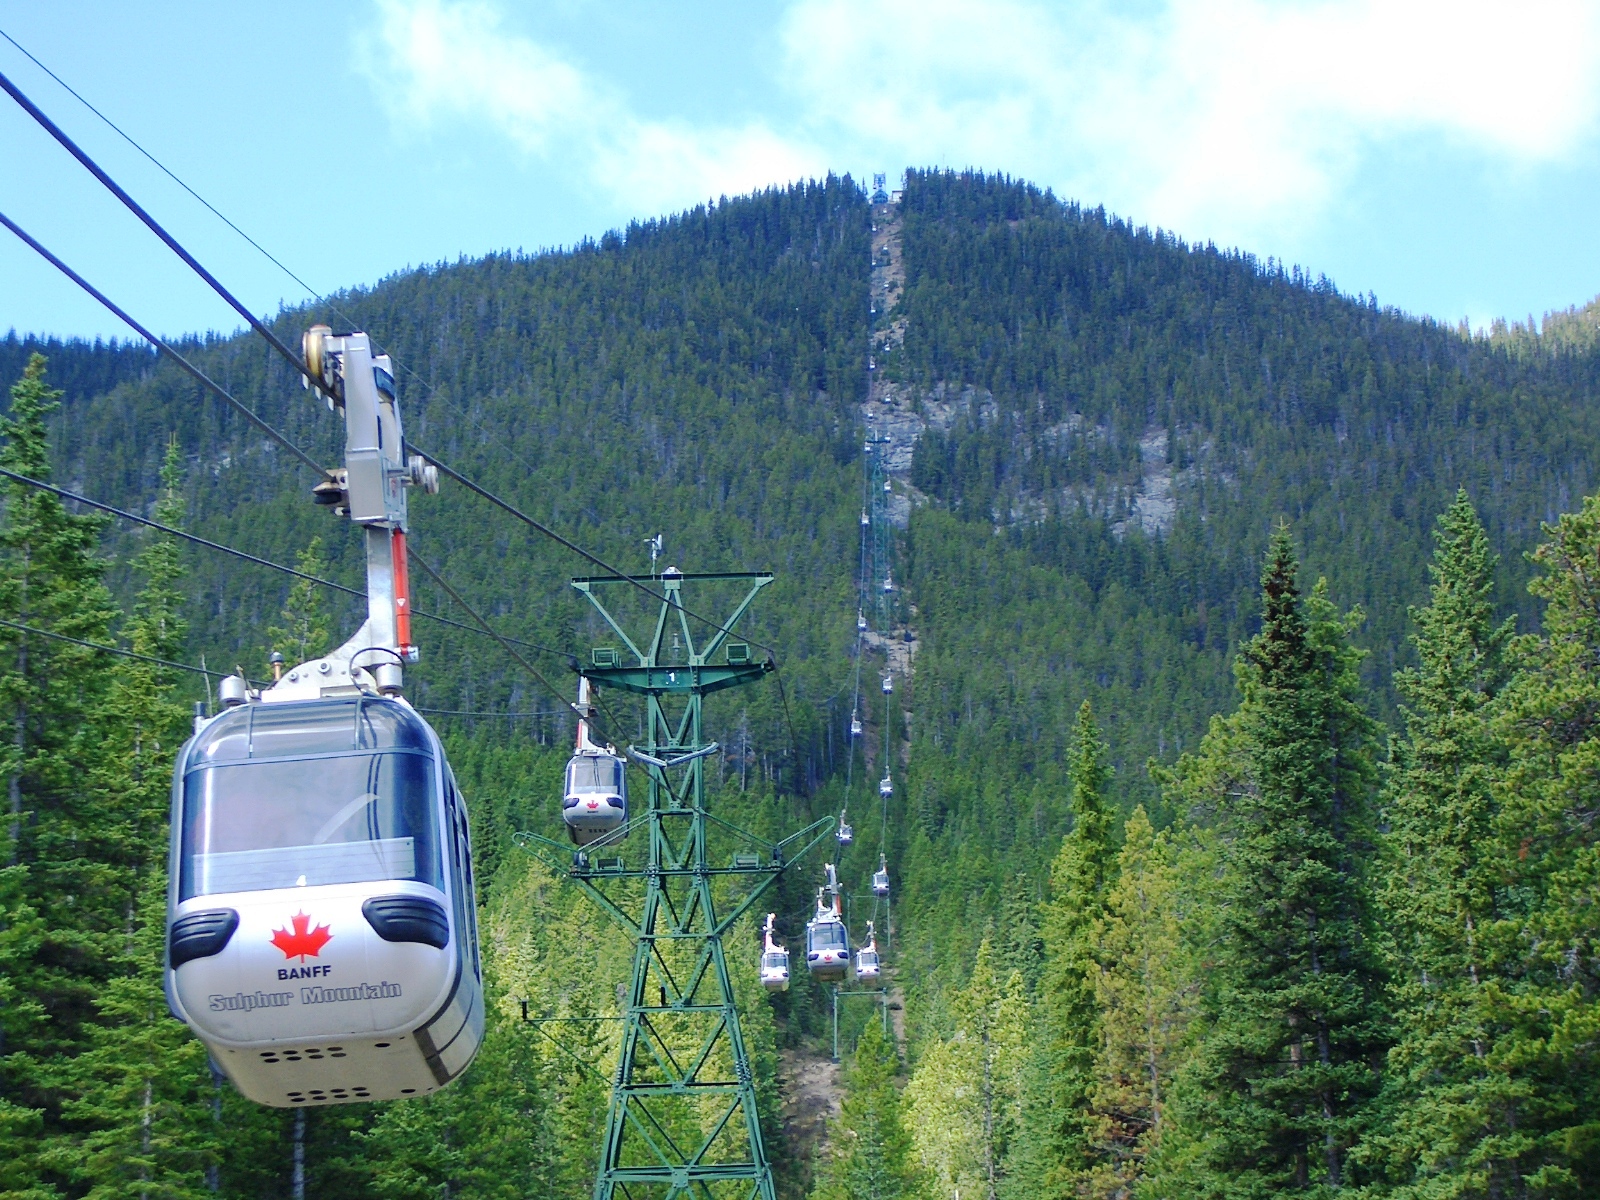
[516,571,831,1200]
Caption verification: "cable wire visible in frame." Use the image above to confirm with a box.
[0,615,254,683]
[0,26,325,305]
[405,546,604,735]
[0,466,568,659]
[0,28,545,484]
[2,72,796,769]
[0,67,313,383]
[0,65,783,660]
[0,210,325,476]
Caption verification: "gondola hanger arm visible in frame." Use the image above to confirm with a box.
[626,743,719,771]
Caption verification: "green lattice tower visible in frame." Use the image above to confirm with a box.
[518,571,831,1200]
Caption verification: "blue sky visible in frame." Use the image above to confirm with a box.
[4,0,1600,341]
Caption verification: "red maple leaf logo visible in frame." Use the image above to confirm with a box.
[271,911,332,961]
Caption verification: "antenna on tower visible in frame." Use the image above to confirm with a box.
[645,533,663,572]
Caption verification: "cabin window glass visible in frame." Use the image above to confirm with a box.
[180,750,440,899]
[568,756,622,793]
[808,922,847,953]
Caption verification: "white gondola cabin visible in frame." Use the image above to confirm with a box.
[167,694,483,1108]
[806,867,850,981]
[563,678,628,846]
[879,773,893,799]
[856,923,881,981]
[166,327,480,1109]
[760,913,790,992]
[837,813,854,846]
[873,854,891,899]
[850,710,863,737]
[882,674,893,695]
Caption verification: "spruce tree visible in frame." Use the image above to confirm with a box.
[1035,699,1114,1194]
[266,535,332,667]
[1473,492,1600,1195]
[53,441,222,1199]
[812,1018,926,1200]
[1179,528,1387,1196]
[1371,489,1522,1196]
[0,354,118,1194]
[1081,804,1199,1198]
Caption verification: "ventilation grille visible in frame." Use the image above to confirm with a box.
[257,1045,347,1064]
[285,1084,371,1104]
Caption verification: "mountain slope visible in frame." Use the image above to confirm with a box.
[10,169,1600,1195]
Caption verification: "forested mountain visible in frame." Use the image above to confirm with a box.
[6,169,1600,1198]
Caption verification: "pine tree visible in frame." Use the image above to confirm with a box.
[1468,491,1600,1195]
[0,354,119,1195]
[265,535,332,666]
[812,1018,926,1200]
[1080,805,1199,1198]
[905,940,1029,1200]
[1369,489,1523,1196]
[51,440,222,1199]
[1034,700,1115,1193]
[1175,527,1387,1196]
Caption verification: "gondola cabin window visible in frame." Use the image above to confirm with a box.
[567,755,623,795]
[179,700,441,899]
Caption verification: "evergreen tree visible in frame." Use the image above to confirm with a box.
[265,535,331,666]
[1080,805,1199,1198]
[905,940,1029,1200]
[0,354,118,1195]
[1173,528,1387,1197]
[1468,492,1600,1195]
[1034,700,1115,1193]
[812,1018,926,1200]
[1369,489,1522,1197]
[51,440,222,1199]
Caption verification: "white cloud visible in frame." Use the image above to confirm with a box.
[780,0,1600,244]
[360,0,824,213]
[360,0,1600,246]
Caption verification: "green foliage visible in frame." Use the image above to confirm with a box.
[1031,701,1115,1193]
[904,940,1030,1200]
[264,536,331,668]
[1367,490,1524,1197]
[1454,495,1600,1196]
[1161,530,1387,1197]
[1080,805,1201,1198]
[811,1019,926,1200]
[13,167,1600,1200]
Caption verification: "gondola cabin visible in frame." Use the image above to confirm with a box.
[563,678,628,846]
[873,856,891,899]
[563,752,628,845]
[879,773,893,799]
[856,924,881,981]
[806,888,851,982]
[760,913,790,992]
[837,814,853,846]
[166,694,483,1107]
